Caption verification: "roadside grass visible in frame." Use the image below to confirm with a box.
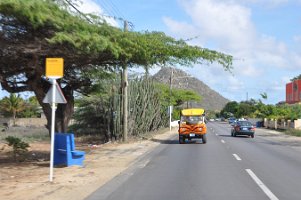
[1,126,170,146]
[0,127,49,143]
[285,129,301,137]
[76,128,170,145]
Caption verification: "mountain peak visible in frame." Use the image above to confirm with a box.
[152,67,229,111]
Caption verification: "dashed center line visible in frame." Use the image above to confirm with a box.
[232,154,242,161]
[221,139,225,143]
[246,169,279,200]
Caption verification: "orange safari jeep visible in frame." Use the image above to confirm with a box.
[178,108,207,144]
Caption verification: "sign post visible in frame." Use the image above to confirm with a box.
[50,78,56,182]
[43,58,65,182]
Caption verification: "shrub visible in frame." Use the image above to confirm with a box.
[285,129,301,137]
[5,136,30,161]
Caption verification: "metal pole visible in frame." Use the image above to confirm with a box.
[49,79,56,182]
[123,21,128,142]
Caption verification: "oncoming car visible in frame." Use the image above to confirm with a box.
[231,120,255,138]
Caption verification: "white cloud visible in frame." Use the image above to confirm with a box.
[291,52,301,67]
[163,17,200,41]
[76,0,119,27]
[162,0,299,103]
[77,0,103,13]
[179,0,256,52]
[293,35,301,43]
[230,0,289,7]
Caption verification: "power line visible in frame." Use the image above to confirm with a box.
[64,0,93,23]
[97,0,133,29]
[98,0,116,18]
[106,0,125,19]
[63,0,134,30]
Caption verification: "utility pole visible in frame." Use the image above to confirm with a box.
[122,20,128,142]
[169,68,173,132]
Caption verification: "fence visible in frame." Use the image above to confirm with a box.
[263,118,301,130]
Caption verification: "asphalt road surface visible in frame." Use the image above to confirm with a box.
[87,122,301,200]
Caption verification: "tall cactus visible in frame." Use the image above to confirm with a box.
[71,76,168,142]
[127,77,167,136]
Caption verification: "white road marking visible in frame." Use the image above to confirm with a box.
[221,139,225,143]
[215,133,219,136]
[232,154,242,161]
[246,169,279,200]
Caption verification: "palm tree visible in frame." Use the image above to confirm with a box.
[0,93,26,126]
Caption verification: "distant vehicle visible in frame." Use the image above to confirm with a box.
[209,118,215,122]
[231,120,255,138]
[228,117,236,124]
[178,108,207,144]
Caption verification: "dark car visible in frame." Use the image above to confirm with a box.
[231,120,255,138]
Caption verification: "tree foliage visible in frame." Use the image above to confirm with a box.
[221,99,301,120]
[0,0,233,133]
[291,74,301,81]
[220,101,239,118]
[0,93,26,125]
[155,83,202,120]
[18,96,41,118]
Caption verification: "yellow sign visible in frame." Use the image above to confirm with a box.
[46,58,64,78]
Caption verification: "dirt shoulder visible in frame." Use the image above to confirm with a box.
[0,129,177,200]
[256,127,301,151]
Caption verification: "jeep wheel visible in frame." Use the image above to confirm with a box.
[202,134,207,144]
[179,136,185,144]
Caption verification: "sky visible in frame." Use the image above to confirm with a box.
[78,0,301,105]
[3,0,301,104]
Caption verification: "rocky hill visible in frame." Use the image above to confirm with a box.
[152,67,229,111]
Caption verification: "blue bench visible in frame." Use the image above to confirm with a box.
[54,133,85,167]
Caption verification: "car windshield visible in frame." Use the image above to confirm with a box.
[181,116,203,123]
[238,121,252,126]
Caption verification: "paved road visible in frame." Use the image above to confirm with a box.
[87,122,301,200]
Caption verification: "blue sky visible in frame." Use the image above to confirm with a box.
[2,0,301,105]
[83,0,301,105]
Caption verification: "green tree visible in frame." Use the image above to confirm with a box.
[0,0,232,133]
[155,83,201,107]
[0,93,26,125]
[221,101,239,118]
[18,96,40,118]
[154,83,202,120]
[236,102,256,118]
[172,89,202,106]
